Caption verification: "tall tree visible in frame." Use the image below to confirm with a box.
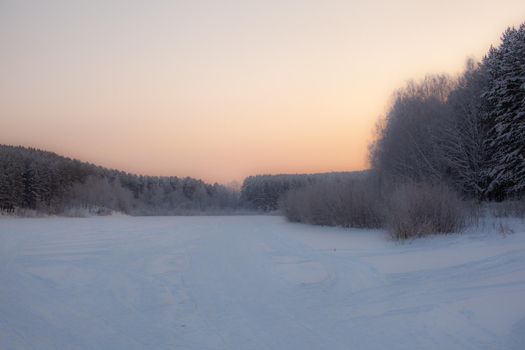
[483,24,525,198]
[444,59,489,199]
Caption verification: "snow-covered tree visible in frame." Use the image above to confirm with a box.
[482,24,525,198]
[370,75,455,187]
[444,59,490,199]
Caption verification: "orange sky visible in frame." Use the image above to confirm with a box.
[1,1,524,183]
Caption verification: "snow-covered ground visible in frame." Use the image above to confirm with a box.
[1,216,524,350]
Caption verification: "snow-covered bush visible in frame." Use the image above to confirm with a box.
[487,200,525,218]
[241,172,366,211]
[282,178,384,228]
[387,182,467,239]
[63,206,115,217]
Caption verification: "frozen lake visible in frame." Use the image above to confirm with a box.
[1,216,525,349]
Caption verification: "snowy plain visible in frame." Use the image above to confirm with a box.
[1,216,525,350]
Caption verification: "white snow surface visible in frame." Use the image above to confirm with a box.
[1,216,525,350]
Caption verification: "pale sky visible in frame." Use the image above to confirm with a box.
[1,1,524,183]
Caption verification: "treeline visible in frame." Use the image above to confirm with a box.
[240,171,367,211]
[0,144,366,216]
[284,22,525,238]
[0,145,240,216]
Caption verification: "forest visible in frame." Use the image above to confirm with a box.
[0,145,240,216]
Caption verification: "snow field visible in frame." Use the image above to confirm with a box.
[0,216,524,349]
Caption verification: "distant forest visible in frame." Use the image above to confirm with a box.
[0,145,360,216]
[0,145,240,215]
[240,172,366,211]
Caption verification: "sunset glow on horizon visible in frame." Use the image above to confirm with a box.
[2,1,525,183]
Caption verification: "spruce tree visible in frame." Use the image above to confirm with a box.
[483,24,525,198]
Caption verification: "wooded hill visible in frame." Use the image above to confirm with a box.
[0,145,239,215]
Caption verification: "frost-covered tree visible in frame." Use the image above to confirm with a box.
[444,59,490,199]
[482,24,525,198]
[370,75,456,187]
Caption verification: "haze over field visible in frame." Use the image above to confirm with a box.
[2,0,525,183]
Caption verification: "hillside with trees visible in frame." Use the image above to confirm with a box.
[0,145,240,216]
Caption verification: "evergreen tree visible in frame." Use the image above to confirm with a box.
[0,144,240,215]
[483,24,525,198]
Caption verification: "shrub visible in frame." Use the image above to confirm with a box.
[387,182,466,239]
[282,179,384,228]
[487,199,525,218]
